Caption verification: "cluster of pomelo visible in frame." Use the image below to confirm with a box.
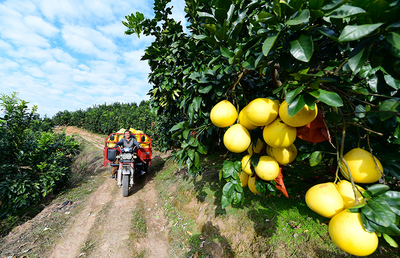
[305,148,384,256]
[210,98,318,191]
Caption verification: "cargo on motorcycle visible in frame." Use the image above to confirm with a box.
[103,128,152,197]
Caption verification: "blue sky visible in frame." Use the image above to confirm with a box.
[0,0,186,118]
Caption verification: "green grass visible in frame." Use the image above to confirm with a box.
[153,152,400,257]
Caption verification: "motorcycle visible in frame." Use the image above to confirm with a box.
[105,134,150,197]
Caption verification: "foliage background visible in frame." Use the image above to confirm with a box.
[0,92,80,219]
[51,100,158,145]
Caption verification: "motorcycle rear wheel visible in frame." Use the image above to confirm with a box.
[122,174,129,197]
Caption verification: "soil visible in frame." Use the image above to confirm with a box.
[0,126,172,258]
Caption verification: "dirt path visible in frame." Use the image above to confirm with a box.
[1,126,171,258]
[49,126,170,257]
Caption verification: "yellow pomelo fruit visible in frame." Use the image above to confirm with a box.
[210,100,238,128]
[340,148,383,184]
[254,156,280,181]
[247,138,265,155]
[266,144,297,165]
[239,106,258,130]
[279,100,318,127]
[263,118,297,148]
[241,154,253,175]
[248,176,260,194]
[329,210,378,256]
[223,124,251,153]
[245,98,279,126]
[239,172,249,187]
[336,180,365,209]
[305,182,344,218]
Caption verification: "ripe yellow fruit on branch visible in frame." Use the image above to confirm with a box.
[238,106,258,130]
[336,180,365,209]
[248,175,260,194]
[263,118,297,148]
[254,156,280,181]
[223,124,251,153]
[329,210,378,256]
[210,100,238,128]
[241,154,253,175]
[279,100,318,127]
[247,138,265,155]
[239,171,249,187]
[340,148,383,184]
[245,98,279,126]
[305,182,344,218]
[266,144,297,165]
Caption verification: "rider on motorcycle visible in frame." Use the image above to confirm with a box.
[111,129,144,178]
[114,129,143,149]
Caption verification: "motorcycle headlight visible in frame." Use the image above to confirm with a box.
[121,153,133,160]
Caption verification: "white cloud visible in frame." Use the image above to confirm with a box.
[61,25,117,61]
[23,15,59,37]
[0,0,187,117]
[0,57,19,70]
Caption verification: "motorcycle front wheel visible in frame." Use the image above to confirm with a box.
[122,174,129,197]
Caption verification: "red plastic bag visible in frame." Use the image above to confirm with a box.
[274,167,289,198]
[297,111,331,143]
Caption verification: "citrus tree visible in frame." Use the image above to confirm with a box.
[0,93,81,219]
[123,0,400,253]
[52,100,157,139]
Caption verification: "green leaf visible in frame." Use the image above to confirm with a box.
[197,142,207,155]
[220,47,235,59]
[262,31,280,56]
[380,190,400,205]
[328,5,365,18]
[286,86,305,104]
[290,34,314,62]
[273,0,281,18]
[361,204,391,227]
[288,95,306,117]
[308,89,343,107]
[198,12,216,20]
[384,74,400,90]
[192,97,202,112]
[223,181,235,196]
[285,9,310,25]
[355,105,366,118]
[309,151,323,166]
[338,23,383,42]
[368,74,378,93]
[367,184,390,196]
[348,42,370,73]
[383,234,399,248]
[387,32,400,51]
[203,24,218,35]
[194,151,200,168]
[221,195,231,209]
[309,0,324,10]
[257,11,275,23]
[379,98,400,121]
[170,121,186,132]
[187,148,194,159]
[183,129,190,139]
[368,199,397,224]
[368,219,400,236]
[322,0,346,11]
[360,212,376,233]
[222,160,235,178]
[198,85,213,94]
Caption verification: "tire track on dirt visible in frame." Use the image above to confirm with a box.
[49,126,170,257]
[48,176,115,258]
